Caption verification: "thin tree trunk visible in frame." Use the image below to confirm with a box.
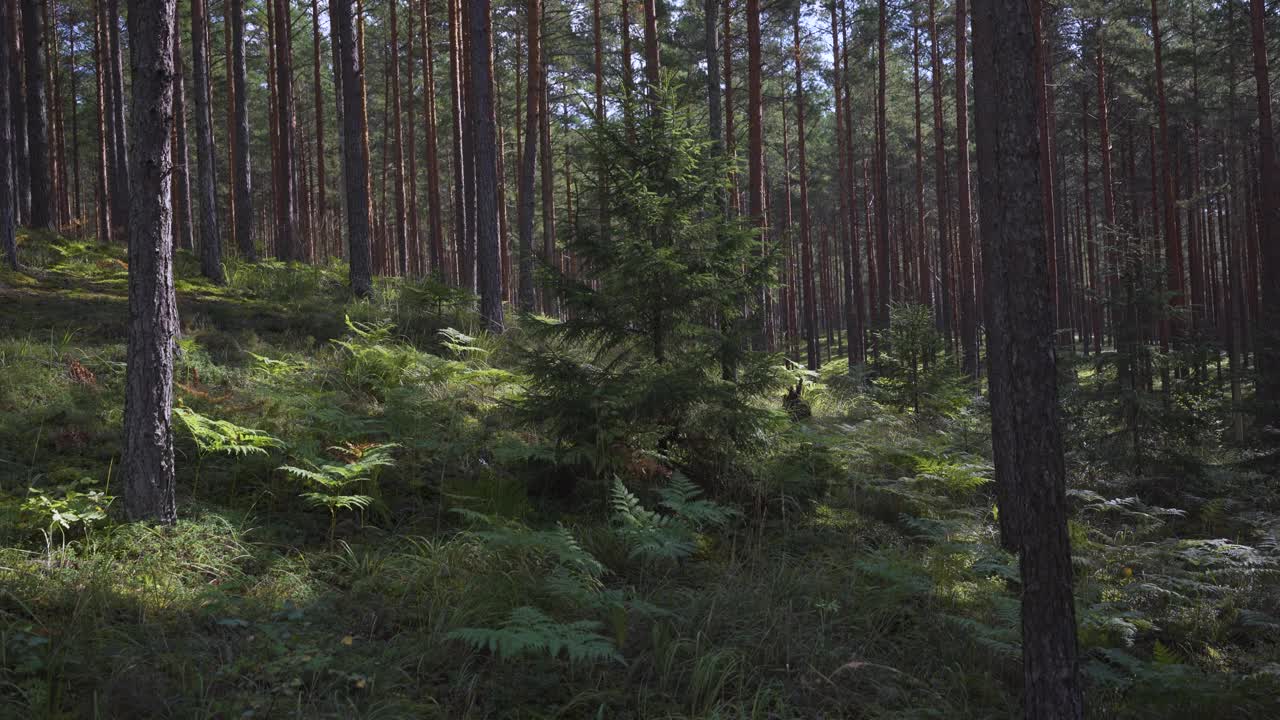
[107,0,129,230]
[912,7,927,307]
[191,0,223,282]
[448,0,467,285]
[421,0,444,273]
[123,0,180,524]
[311,0,327,253]
[874,0,890,339]
[94,0,112,245]
[272,0,297,262]
[0,0,15,268]
[230,0,254,259]
[794,11,818,371]
[385,0,406,274]
[171,26,193,251]
[747,0,765,342]
[10,0,30,226]
[517,0,540,312]
[1152,0,1183,352]
[23,0,51,229]
[955,0,976,376]
[334,0,372,296]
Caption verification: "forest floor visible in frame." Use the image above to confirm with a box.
[1,232,1279,719]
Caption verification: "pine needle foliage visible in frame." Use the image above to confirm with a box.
[516,85,786,493]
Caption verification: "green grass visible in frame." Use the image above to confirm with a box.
[1,232,1278,718]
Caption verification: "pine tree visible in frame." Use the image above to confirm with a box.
[122,0,181,524]
[971,0,1082,714]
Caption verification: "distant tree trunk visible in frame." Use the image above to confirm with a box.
[1251,0,1280,425]
[0,0,15,268]
[9,0,30,226]
[840,0,863,364]
[230,0,254,259]
[912,7,928,307]
[405,0,420,275]
[1152,0,1183,352]
[68,17,82,225]
[334,0,372,296]
[420,0,444,273]
[705,0,721,158]
[794,12,818,371]
[1031,3,1057,342]
[467,0,503,331]
[723,0,737,211]
[106,0,129,231]
[539,56,556,310]
[1082,88,1100,353]
[517,0,540,312]
[448,0,467,285]
[955,0,976,376]
[931,0,952,348]
[831,1,851,362]
[123,0,180,524]
[191,0,223,283]
[620,0,635,131]
[93,0,112,244]
[970,0,1083,716]
[642,0,660,109]
[747,0,765,340]
[311,0,327,250]
[874,0,890,338]
[271,0,297,262]
[171,26,194,251]
[23,0,52,229]
[1096,19,1116,346]
[389,0,408,275]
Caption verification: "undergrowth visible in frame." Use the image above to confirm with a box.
[0,233,1277,718]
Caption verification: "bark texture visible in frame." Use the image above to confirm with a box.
[970,0,1083,715]
[123,0,180,524]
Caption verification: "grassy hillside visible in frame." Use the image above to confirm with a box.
[1,233,1277,719]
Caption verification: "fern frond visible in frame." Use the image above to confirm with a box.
[446,606,622,664]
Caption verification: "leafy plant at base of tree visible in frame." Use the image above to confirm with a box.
[174,406,284,499]
[21,482,114,556]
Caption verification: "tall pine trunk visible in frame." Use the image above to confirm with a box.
[971,0,1083,715]
[1250,0,1280,425]
[874,0,890,336]
[0,0,15,268]
[517,0,541,312]
[955,0,977,376]
[420,0,444,273]
[123,0,180,524]
[467,0,503,331]
[794,11,817,371]
[22,0,51,229]
[334,0,372,296]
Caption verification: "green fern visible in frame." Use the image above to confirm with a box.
[174,406,283,457]
[446,606,622,664]
[279,442,397,543]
